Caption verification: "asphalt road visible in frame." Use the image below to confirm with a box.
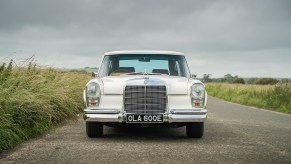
[1,97,291,163]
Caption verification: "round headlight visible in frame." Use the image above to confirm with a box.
[191,84,205,99]
[86,82,101,97]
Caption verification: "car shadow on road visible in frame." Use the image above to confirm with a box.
[87,126,205,142]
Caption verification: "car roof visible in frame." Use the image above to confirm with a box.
[104,50,185,56]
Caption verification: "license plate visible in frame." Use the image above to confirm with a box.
[126,114,164,123]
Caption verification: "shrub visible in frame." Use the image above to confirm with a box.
[0,60,91,152]
[255,78,279,85]
[233,78,245,84]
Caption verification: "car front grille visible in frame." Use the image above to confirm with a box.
[124,85,167,114]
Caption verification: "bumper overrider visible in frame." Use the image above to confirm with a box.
[83,108,207,123]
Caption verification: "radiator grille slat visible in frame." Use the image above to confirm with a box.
[124,85,166,114]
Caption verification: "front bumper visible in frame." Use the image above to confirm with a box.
[83,109,207,123]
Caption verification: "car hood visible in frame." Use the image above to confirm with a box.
[98,75,195,95]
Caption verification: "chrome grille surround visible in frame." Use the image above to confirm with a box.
[124,78,167,114]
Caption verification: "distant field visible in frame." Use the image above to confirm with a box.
[0,61,91,152]
[206,83,291,114]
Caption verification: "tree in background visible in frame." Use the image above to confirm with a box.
[244,78,258,84]
[202,74,212,82]
[224,74,234,83]
[222,74,245,84]
[281,78,290,83]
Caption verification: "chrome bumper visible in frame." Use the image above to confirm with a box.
[84,109,207,123]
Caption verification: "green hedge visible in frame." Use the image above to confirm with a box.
[255,78,279,85]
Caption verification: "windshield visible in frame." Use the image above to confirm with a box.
[98,54,191,78]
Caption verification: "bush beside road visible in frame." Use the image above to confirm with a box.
[206,83,291,114]
[0,60,91,152]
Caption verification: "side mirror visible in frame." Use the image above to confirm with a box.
[92,72,99,78]
[191,74,197,79]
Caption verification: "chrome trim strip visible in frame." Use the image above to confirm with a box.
[84,113,123,122]
[84,109,120,114]
[170,109,207,115]
[167,114,206,123]
[144,84,147,113]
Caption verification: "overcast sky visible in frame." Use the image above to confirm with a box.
[0,0,291,78]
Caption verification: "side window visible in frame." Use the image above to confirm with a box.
[175,61,182,76]
[108,59,113,74]
[98,56,116,76]
[98,56,109,77]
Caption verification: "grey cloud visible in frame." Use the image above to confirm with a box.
[0,0,291,77]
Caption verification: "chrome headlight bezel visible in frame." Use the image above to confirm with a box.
[191,83,205,108]
[86,82,101,107]
[191,83,205,99]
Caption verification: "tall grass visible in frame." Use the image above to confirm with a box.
[0,60,91,152]
[206,83,291,114]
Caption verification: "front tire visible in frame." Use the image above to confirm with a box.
[186,122,204,138]
[86,122,103,137]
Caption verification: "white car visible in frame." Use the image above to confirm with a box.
[83,50,207,138]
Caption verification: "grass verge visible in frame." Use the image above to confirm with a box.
[206,83,291,114]
[0,60,91,152]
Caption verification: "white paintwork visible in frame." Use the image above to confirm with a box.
[85,74,205,112]
[84,50,207,115]
[97,75,198,95]
[104,50,184,56]
[87,75,203,95]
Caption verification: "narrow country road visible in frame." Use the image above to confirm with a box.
[1,97,291,163]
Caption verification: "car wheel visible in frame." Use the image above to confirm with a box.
[86,122,103,137]
[186,122,204,138]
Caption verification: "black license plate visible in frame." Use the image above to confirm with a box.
[126,114,163,123]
